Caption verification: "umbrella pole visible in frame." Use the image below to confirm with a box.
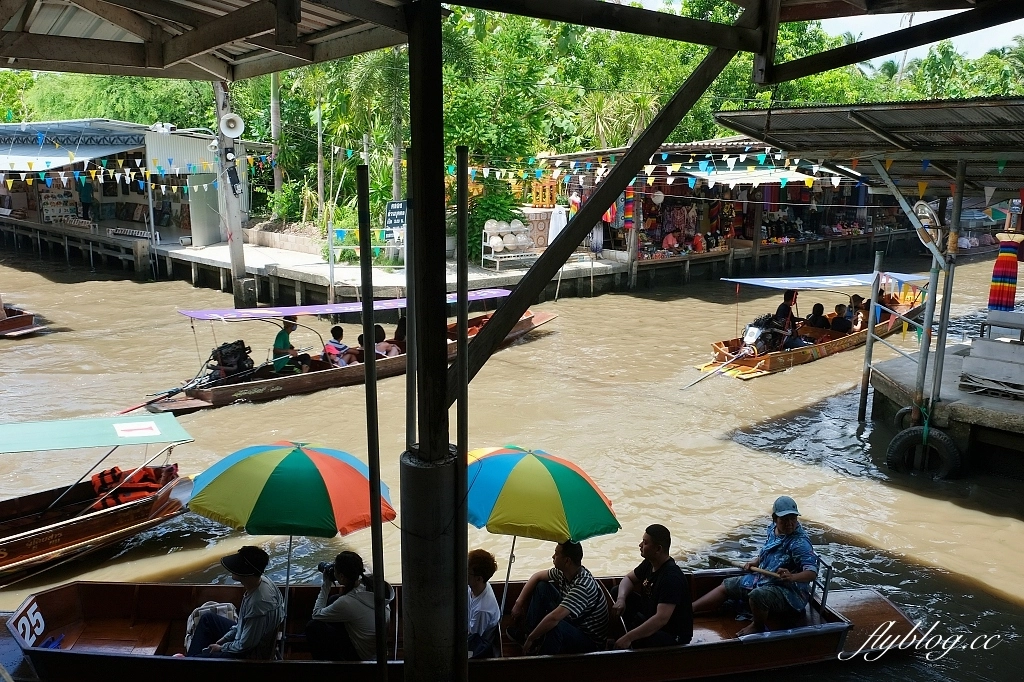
[358,164,389,679]
[499,536,516,616]
[281,535,293,660]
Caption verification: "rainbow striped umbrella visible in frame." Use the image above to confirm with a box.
[466,446,619,543]
[190,441,396,537]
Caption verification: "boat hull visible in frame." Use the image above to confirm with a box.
[6,570,916,682]
[0,477,191,587]
[0,306,46,338]
[149,310,556,414]
[705,304,925,380]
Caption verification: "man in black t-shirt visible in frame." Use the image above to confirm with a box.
[610,524,692,649]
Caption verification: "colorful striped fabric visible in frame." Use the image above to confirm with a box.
[190,441,396,537]
[466,446,619,543]
[989,240,1020,311]
[623,187,634,230]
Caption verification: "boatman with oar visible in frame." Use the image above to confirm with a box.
[691,496,818,637]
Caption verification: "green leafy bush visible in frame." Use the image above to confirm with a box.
[321,226,402,266]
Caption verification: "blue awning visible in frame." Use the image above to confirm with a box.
[0,414,193,454]
[722,272,928,290]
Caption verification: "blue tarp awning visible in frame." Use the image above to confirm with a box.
[0,414,193,454]
[722,272,928,290]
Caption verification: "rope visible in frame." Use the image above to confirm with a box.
[191,318,202,364]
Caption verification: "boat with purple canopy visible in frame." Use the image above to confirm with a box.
[139,289,555,415]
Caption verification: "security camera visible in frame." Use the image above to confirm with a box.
[208,139,219,153]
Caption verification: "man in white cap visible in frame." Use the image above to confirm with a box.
[691,496,818,636]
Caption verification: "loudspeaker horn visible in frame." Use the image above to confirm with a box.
[219,113,245,139]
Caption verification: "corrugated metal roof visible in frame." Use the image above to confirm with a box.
[543,136,760,162]
[715,98,1024,199]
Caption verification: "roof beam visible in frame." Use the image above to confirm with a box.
[769,2,1024,83]
[99,0,312,61]
[70,0,154,39]
[276,0,300,46]
[753,0,781,85]
[4,56,211,79]
[234,23,404,80]
[848,112,910,150]
[0,0,24,31]
[308,0,406,33]
[0,31,147,65]
[162,0,277,66]
[456,0,762,53]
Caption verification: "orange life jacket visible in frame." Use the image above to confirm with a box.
[89,465,177,510]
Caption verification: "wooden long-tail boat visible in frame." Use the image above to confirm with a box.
[5,567,915,681]
[146,289,555,415]
[1,305,47,338]
[701,272,929,380]
[0,415,194,588]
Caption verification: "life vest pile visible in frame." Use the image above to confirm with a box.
[89,464,178,510]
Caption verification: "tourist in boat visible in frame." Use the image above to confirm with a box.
[690,496,818,637]
[273,315,311,373]
[393,316,407,343]
[324,325,357,368]
[830,305,853,334]
[805,303,831,329]
[467,548,502,658]
[305,551,390,661]
[609,524,692,649]
[185,546,285,658]
[508,540,608,655]
[775,290,811,349]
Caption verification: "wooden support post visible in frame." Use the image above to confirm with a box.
[269,275,280,305]
[191,261,199,286]
[826,239,832,263]
[753,0,781,85]
[166,256,173,278]
[685,258,690,283]
[726,248,734,276]
[295,280,304,306]
[220,268,228,292]
[803,243,809,268]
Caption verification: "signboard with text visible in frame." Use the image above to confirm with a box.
[385,201,408,230]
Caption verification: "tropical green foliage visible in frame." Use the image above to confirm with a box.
[8,0,1024,235]
[468,178,527,263]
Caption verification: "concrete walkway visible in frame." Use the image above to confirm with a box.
[154,240,629,299]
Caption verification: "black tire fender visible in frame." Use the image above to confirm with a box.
[893,406,915,430]
[886,426,962,479]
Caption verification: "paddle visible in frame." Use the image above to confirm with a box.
[709,554,781,579]
[681,347,753,391]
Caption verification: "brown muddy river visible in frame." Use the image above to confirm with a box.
[1,249,1021,680]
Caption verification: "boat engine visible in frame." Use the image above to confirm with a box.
[741,314,787,355]
[208,340,254,378]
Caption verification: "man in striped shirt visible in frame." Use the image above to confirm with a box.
[510,540,608,654]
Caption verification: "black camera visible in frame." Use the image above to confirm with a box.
[317,561,335,582]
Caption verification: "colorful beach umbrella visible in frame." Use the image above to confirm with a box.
[466,445,619,543]
[190,441,396,537]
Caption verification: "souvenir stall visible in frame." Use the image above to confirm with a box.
[0,120,266,251]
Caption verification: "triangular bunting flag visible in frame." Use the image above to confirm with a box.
[985,186,996,204]
[884,158,893,171]
[918,182,928,198]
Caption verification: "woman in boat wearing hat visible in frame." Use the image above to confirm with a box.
[186,546,285,658]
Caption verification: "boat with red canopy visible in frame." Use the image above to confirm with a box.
[140,289,555,414]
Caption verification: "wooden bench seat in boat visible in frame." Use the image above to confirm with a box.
[59,618,170,656]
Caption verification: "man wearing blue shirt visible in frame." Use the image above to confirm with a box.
[691,496,818,636]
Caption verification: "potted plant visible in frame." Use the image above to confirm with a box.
[445,211,458,259]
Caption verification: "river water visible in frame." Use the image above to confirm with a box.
[1,250,1021,680]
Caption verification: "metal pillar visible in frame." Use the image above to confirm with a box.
[448,6,757,404]
[357,165,388,680]
[912,261,942,424]
[857,251,884,421]
[455,145,470,680]
[402,2,463,682]
[214,81,255,308]
[929,160,966,406]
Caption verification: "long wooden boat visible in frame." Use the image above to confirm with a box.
[0,305,47,338]
[5,568,915,681]
[148,308,556,415]
[701,301,926,380]
[0,415,195,588]
[0,476,192,588]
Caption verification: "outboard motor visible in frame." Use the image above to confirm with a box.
[209,340,254,379]
[741,314,786,355]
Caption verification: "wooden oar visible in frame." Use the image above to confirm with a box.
[709,554,781,579]
[681,348,752,391]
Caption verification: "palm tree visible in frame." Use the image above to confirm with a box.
[349,47,409,201]
[878,59,900,80]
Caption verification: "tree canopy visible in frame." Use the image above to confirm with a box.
[4,0,1024,227]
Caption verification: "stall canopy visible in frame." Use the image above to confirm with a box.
[0,414,193,455]
[723,272,928,290]
[715,98,1024,202]
[0,143,141,172]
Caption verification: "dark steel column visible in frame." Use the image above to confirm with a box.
[929,159,967,406]
[402,1,463,681]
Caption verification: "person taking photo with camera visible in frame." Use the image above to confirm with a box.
[305,551,389,660]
